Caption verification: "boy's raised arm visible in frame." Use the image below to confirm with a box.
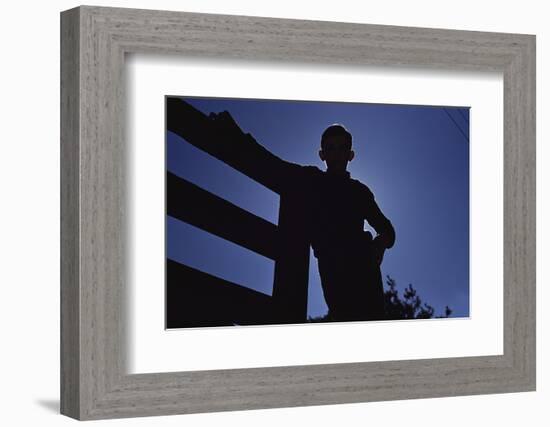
[166,97,301,194]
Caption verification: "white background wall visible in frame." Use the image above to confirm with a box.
[0,0,546,425]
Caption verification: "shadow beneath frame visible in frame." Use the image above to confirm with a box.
[35,399,59,414]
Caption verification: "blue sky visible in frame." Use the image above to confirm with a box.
[166,96,470,319]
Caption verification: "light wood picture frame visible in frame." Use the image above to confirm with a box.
[60,5,536,420]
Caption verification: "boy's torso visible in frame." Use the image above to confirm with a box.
[295,166,373,259]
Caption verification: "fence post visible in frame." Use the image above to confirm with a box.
[272,193,310,323]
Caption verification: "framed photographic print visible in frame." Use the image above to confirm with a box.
[164,96,468,328]
[61,5,535,420]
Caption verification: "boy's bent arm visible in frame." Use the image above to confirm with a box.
[362,187,396,249]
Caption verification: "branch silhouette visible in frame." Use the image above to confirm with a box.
[308,275,453,322]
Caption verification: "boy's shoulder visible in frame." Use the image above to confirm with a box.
[294,165,324,180]
[301,165,324,175]
[350,177,375,198]
[300,166,374,189]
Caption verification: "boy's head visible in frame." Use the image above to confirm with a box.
[319,124,355,172]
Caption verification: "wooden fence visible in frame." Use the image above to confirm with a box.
[166,97,310,327]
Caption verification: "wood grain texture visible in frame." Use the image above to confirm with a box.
[60,5,536,420]
[60,7,80,419]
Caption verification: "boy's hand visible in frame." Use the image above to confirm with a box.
[372,236,387,266]
[209,110,244,136]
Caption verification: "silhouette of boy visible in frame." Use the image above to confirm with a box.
[310,124,395,321]
[183,105,396,322]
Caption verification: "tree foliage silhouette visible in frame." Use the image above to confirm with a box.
[308,275,452,322]
[384,275,452,320]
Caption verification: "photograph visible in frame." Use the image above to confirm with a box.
[165,96,470,329]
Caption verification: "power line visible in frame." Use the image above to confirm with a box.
[443,108,469,142]
[457,108,469,124]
